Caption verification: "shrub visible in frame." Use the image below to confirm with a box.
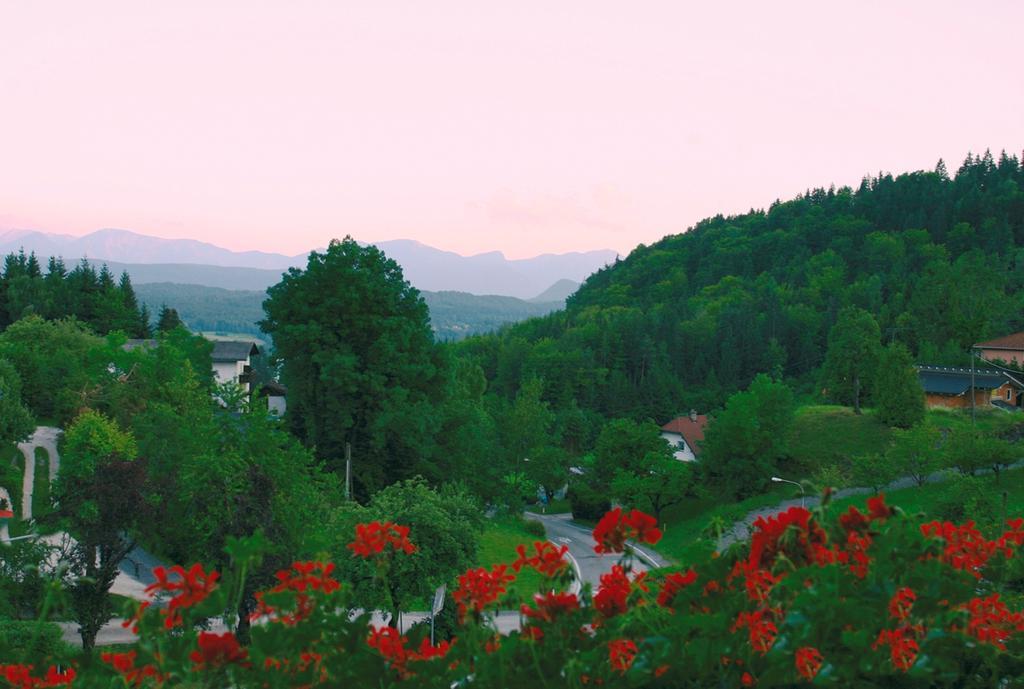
[522,518,546,539]
[0,620,67,660]
[568,480,610,521]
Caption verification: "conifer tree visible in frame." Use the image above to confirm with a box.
[873,343,925,428]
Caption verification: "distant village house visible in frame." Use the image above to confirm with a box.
[916,365,1024,410]
[975,332,1024,367]
[660,410,707,462]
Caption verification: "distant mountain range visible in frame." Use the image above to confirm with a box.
[0,228,613,299]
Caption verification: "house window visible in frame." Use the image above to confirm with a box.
[1008,389,1013,401]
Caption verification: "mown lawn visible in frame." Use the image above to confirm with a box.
[829,466,1024,521]
[787,405,894,469]
[476,517,547,602]
[1,443,23,516]
[32,447,50,518]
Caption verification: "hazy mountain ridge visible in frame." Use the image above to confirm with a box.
[134,282,563,341]
[0,229,616,298]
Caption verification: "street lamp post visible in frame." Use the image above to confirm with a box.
[771,476,805,509]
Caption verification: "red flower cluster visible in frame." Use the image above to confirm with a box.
[749,506,828,569]
[608,639,638,674]
[101,651,163,687]
[144,564,219,628]
[888,587,916,621]
[347,521,417,558]
[190,632,249,670]
[794,647,823,681]
[873,625,922,671]
[594,565,648,619]
[366,626,452,677]
[920,520,1006,577]
[0,665,75,689]
[452,564,516,620]
[253,561,340,625]
[963,594,1024,650]
[513,540,570,577]
[592,508,662,554]
[656,568,697,608]
[521,591,580,626]
[732,609,779,655]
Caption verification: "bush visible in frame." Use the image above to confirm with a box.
[0,620,67,660]
[522,518,546,539]
[568,480,610,521]
[934,474,1001,531]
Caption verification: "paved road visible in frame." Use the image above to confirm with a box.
[18,426,61,521]
[525,512,670,590]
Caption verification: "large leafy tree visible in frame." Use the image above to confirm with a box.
[0,359,34,447]
[822,307,882,414]
[700,374,795,499]
[51,411,147,652]
[261,237,445,494]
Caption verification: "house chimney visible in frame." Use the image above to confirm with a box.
[689,409,698,422]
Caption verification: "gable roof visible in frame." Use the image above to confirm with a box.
[975,332,1024,351]
[916,365,1010,395]
[661,414,708,455]
[211,340,259,363]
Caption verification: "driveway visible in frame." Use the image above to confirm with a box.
[17,426,61,521]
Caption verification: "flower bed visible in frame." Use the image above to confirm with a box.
[3,492,1024,687]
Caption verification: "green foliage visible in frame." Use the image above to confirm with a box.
[593,418,669,488]
[522,518,546,539]
[456,153,1024,431]
[52,410,146,650]
[568,478,611,521]
[887,424,945,487]
[261,237,445,494]
[0,253,149,337]
[701,374,795,498]
[336,478,484,619]
[0,316,102,423]
[155,304,183,332]
[0,620,67,662]
[850,452,899,494]
[873,342,926,428]
[0,358,34,446]
[822,306,881,413]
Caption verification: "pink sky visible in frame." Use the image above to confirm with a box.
[1,1,1022,259]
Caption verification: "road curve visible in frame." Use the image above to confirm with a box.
[525,512,671,590]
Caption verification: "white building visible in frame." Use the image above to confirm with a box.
[659,410,707,462]
[211,340,260,393]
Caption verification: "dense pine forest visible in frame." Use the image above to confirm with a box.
[457,152,1024,419]
[0,253,150,337]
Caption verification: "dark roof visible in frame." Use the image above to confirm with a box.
[975,332,1024,350]
[916,366,1008,395]
[211,340,259,363]
[260,381,287,396]
[661,414,708,455]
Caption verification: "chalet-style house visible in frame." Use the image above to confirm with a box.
[660,411,707,462]
[124,337,262,395]
[211,340,259,393]
[975,332,1024,367]
[916,365,1024,409]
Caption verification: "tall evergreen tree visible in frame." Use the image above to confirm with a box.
[873,343,925,428]
[821,307,882,414]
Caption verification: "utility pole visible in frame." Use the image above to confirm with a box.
[345,442,352,501]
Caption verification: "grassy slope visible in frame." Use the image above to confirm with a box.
[476,517,545,601]
[654,404,1023,565]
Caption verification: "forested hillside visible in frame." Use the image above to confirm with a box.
[133,282,563,341]
[457,152,1024,420]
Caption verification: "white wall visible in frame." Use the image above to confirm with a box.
[268,395,287,416]
[660,431,695,462]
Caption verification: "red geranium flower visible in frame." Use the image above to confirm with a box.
[593,508,662,554]
[608,639,638,674]
[522,591,580,624]
[888,587,916,621]
[348,521,417,558]
[452,564,516,621]
[513,541,571,577]
[190,632,249,670]
[145,563,219,628]
[795,647,823,681]
[657,568,697,608]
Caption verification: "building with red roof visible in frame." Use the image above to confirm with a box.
[976,332,1024,367]
[660,410,707,462]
